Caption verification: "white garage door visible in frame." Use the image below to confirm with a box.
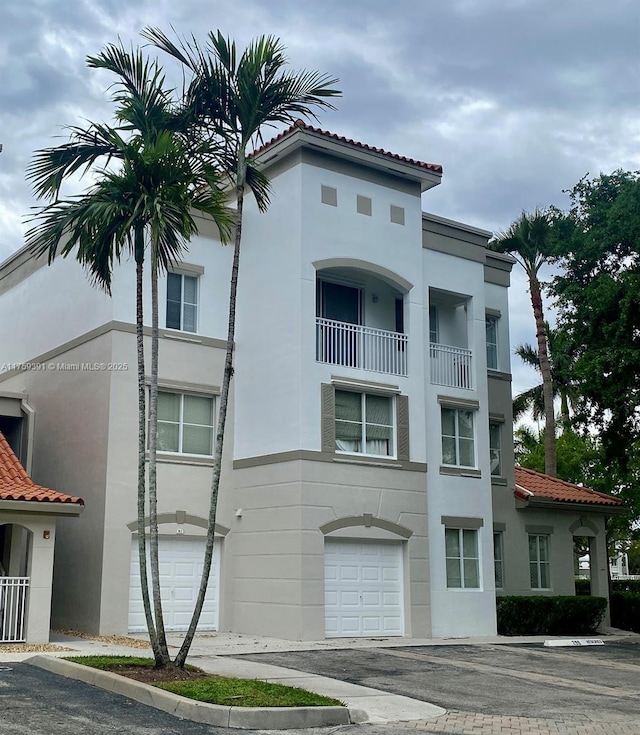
[324,539,404,638]
[129,537,220,633]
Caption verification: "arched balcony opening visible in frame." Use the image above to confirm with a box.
[315,263,410,377]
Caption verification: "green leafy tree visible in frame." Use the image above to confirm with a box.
[491,209,560,476]
[552,171,640,531]
[143,29,340,667]
[553,171,640,462]
[25,43,231,668]
[515,425,600,485]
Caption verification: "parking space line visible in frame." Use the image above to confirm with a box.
[490,644,640,675]
[380,649,640,698]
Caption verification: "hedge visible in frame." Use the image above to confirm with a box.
[611,578,640,594]
[496,595,608,636]
[573,578,640,596]
[574,578,591,595]
[610,591,640,633]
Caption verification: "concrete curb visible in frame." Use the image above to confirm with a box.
[27,655,351,730]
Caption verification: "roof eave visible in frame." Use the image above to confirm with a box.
[252,126,442,192]
[0,499,85,516]
[516,496,627,515]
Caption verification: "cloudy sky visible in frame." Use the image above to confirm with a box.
[1,0,638,400]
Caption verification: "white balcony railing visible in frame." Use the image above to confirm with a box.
[316,317,408,376]
[0,577,29,643]
[430,343,473,389]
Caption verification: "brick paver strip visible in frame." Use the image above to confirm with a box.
[396,712,640,734]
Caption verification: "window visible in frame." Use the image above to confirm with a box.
[445,528,480,588]
[335,390,394,457]
[493,532,504,589]
[441,407,475,467]
[529,534,551,589]
[166,272,198,333]
[429,305,439,344]
[157,391,214,455]
[489,423,502,476]
[485,316,498,370]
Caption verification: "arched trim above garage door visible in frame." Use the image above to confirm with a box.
[126,512,230,536]
[320,514,412,539]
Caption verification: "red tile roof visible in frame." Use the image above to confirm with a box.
[0,432,83,505]
[514,466,622,507]
[253,119,443,174]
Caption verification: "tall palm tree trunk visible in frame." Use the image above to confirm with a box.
[174,165,245,668]
[530,274,556,476]
[149,253,171,665]
[135,234,162,662]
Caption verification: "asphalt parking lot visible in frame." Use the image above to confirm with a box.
[236,641,640,727]
[0,663,239,735]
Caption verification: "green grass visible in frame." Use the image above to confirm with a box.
[64,655,343,708]
[157,677,343,707]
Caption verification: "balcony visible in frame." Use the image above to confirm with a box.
[0,576,29,642]
[316,317,408,376]
[430,343,472,389]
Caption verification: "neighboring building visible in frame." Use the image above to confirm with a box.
[0,122,624,641]
[0,404,84,643]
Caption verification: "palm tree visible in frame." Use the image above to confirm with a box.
[513,327,579,430]
[491,209,559,476]
[144,29,341,667]
[25,43,231,668]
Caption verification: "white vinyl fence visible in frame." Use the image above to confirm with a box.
[0,577,29,643]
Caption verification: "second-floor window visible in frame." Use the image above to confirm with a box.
[441,407,475,467]
[485,315,498,370]
[335,389,394,457]
[167,272,198,333]
[157,391,214,456]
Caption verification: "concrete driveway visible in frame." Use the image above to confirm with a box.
[234,641,640,733]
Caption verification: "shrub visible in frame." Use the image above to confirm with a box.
[611,578,640,594]
[496,595,608,636]
[610,591,640,633]
[574,578,591,596]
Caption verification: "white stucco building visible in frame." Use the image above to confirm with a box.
[0,122,623,641]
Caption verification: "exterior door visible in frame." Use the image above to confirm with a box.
[317,281,362,367]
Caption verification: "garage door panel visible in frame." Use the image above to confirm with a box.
[339,565,359,581]
[361,591,381,607]
[129,537,220,633]
[340,591,360,607]
[324,539,404,638]
[325,590,338,606]
[362,566,381,582]
[362,617,383,633]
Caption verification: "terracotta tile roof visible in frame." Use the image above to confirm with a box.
[0,432,83,505]
[514,466,622,507]
[253,119,443,174]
